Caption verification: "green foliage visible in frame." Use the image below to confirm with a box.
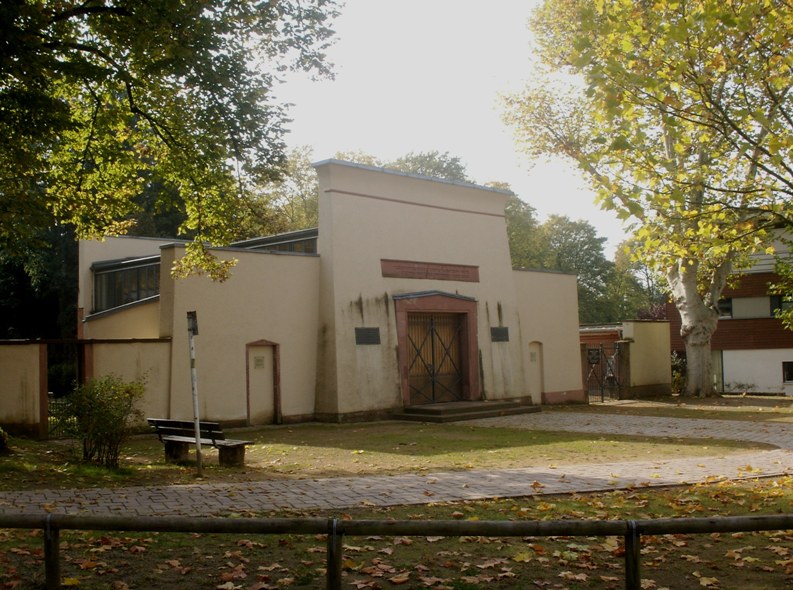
[771,241,793,330]
[240,146,321,239]
[671,352,687,395]
[388,150,471,183]
[503,194,543,269]
[503,0,793,394]
[336,149,472,183]
[63,375,145,469]
[0,0,339,272]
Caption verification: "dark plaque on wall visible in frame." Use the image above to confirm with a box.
[355,327,381,345]
[490,327,509,342]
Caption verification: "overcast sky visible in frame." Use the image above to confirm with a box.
[276,0,627,255]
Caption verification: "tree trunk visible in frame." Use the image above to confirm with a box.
[667,260,729,398]
[680,310,718,397]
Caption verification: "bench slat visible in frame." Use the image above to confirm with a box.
[148,418,251,447]
[161,435,251,448]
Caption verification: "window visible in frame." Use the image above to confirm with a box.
[718,298,733,318]
[93,258,160,313]
[771,295,793,318]
[784,362,793,383]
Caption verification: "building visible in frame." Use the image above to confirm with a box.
[71,160,584,425]
[667,242,793,395]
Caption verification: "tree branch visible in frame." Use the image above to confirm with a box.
[48,3,132,24]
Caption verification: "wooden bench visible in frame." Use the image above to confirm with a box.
[148,418,253,467]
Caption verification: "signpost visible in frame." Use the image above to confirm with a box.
[186,311,203,477]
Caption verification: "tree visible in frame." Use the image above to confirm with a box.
[504,0,791,396]
[1,0,339,278]
[534,215,617,324]
[499,190,545,270]
[389,151,471,183]
[238,146,320,238]
[609,240,668,321]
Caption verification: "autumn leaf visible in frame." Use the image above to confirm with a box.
[559,571,588,582]
[512,551,533,563]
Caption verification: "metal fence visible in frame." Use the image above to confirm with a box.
[1,512,792,590]
[47,395,71,439]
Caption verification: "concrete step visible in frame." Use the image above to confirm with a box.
[391,400,540,423]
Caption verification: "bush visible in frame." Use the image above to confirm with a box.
[64,375,145,469]
[671,352,687,395]
[0,427,8,455]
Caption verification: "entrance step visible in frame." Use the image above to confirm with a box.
[391,400,540,423]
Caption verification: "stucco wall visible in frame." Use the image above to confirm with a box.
[0,343,45,436]
[160,246,320,424]
[83,300,161,340]
[513,270,584,403]
[87,340,172,419]
[622,321,672,388]
[314,160,531,415]
[722,348,793,395]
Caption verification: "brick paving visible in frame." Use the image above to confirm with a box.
[1,412,792,517]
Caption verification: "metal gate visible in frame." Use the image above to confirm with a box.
[408,313,463,405]
[585,344,621,402]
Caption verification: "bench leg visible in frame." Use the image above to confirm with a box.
[219,445,245,467]
[164,440,189,463]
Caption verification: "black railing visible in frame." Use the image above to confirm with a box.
[47,395,71,439]
[2,513,792,590]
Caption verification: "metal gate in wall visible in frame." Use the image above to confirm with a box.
[408,313,463,405]
[585,344,622,402]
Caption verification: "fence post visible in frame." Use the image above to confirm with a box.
[624,520,640,590]
[44,514,60,590]
[326,518,342,590]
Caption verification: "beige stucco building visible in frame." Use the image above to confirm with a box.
[76,160,584,425]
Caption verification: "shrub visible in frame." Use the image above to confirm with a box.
[671,352,687,395]
[64,375,145,469]
[0,427,8,455]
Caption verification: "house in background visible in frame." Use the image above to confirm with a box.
[667,241,793,395]
[71,160,584,426]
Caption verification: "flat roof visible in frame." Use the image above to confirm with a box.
[312,159,514,196]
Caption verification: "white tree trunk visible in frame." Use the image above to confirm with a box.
[667,259,730,397]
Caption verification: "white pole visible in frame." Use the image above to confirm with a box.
[187,311,203,477]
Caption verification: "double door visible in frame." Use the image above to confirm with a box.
[407,313,463,405]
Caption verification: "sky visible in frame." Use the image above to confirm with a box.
[276,0,627,256]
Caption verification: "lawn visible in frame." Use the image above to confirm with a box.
[0,419,771,491]
[2,399,793,588]
[1,477,793,589]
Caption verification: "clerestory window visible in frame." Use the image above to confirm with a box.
[93,256,160,313]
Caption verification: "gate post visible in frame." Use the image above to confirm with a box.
[624,520,641,590]
[617,340,631,400]
[44,514,61,590]
[326,518,343,590]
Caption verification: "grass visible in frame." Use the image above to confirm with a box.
[551,394,793,423]
[0,419,771,491]
[2,477,793,588]
[2,397,793,588]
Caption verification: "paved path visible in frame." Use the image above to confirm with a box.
[1,412,792,517]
